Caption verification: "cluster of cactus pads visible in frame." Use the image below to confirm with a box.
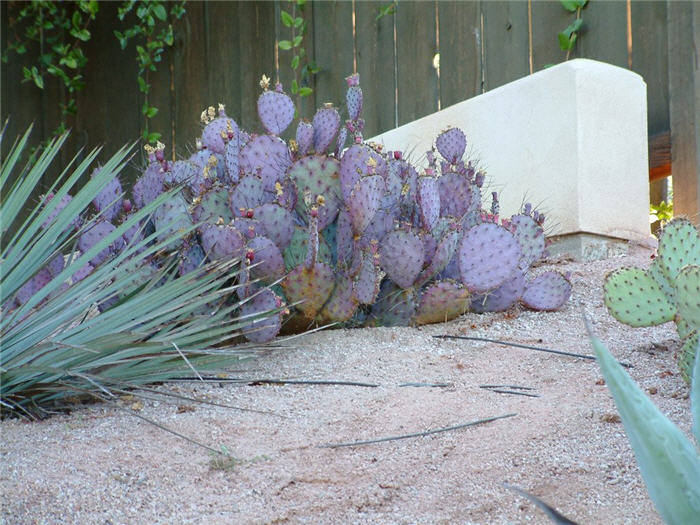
[13,74,572,342]
[604,217,700,381]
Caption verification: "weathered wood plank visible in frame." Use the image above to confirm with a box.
[631,1,669,136]
[438,0,480,107]
[354,1,397,136]
[204,2,242,130]
[667,0,700,220]
[396,0,439,125]
[236,1,276,133]
[173,2,208,157]
[576,0,627,68]
[530,0,577,71]
[482,1,529,91]
[312,1,355,112]
[631,1,670,204]
[73,2,141,173]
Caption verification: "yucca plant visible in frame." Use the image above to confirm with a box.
[589,324,700,524]
[1,126,280,418]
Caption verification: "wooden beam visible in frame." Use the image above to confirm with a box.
[667,1,700,221]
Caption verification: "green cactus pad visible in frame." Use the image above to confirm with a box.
[369,281,417,327]
[604,267,676,327]
[318,276,358,323]
[282,225,332,271]
[647,256,676,301]
[414,280,470,325]
[282,262,334,319]
[675,265,700,329]
[288,155,341,230]
[657,217,700,281]
[678,332,699,384]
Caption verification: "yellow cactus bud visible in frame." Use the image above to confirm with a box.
[259,74,270,90]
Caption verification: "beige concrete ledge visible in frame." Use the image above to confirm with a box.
[370,58,651,244]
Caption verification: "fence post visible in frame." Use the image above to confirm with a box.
[667,0,700,222]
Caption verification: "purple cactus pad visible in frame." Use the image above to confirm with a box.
[312,106,341,154]
[521,271,572,311]
[240,135,292,192]
[435,127,467,164]
[458,223,521,293]
[257,89,295,135]
[379,228,425,289]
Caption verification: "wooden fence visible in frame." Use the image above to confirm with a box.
[2,0,698,217]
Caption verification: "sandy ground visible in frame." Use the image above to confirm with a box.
[0,245,693,524]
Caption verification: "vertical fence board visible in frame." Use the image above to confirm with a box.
[482,1,529,91]
[312,1,355,113]
[530,0,576,72]
[237,1,276,132]
[204,2,242,128]
[173,3,207,157]
[577,1,627,68]
[1,2,49,159]
[355,1,397,136]
[631,1,669,136]
[438,0,481,107]
[667,1,700,220]
[631,1,670,207]
[396,1,439,125]
[73,2,141,176]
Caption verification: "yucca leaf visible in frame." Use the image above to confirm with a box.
[1,128,280,415]
[588,325,700,524]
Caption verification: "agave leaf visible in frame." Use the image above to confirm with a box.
[692,338,700,446]
[587,323,700,524]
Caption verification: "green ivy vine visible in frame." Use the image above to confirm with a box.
[278,0,319,111]
[2,0,186,144]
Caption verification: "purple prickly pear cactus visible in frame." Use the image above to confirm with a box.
[201,104,238,154]
[295,120,314,156]
[288,155,341,230]
[179,241,206,276]
[91,167,124,222]
[240,134,292,191]
[14,267,53,307]
[78,219,122,267]
[435,127,467,164]
[247,235,285,282]
[133,161,165,209]
[229,175,267,213]
[417,175,440,232]
[510,212,545,269]
[521,271,572,311]
[470,268,526,313]
[458,222,521,293]
[414,280,470,325]
[348,174,385,235]
[253,203,295,250]
[41,192,82,231]
[339,143,387,202]
[199,223,245,261]
[353,242,381,304]
[370,281,417,327]
[335,208,354,266]
[192,188,233,224]
[240,288,284,343]
[438,172,477,218]
[257,84,295,136]
[335,126,348,158]
[379,227,425,289]
[318,275,358,323]
[345,73,363,122]
[416,229,461,287]
[312,104,341,153]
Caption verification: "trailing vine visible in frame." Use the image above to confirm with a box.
[2,0,186,144]
[278,0,318,112]
[558,0,587,60]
